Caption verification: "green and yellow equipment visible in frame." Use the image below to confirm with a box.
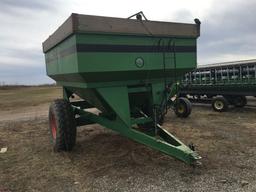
[42,12,201,165]
[180,59,256,111]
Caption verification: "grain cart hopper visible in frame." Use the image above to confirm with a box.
[42,13,201,165]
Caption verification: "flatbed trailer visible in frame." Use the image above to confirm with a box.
[180,59,256,111]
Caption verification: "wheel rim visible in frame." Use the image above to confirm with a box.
[214,101,224,110]
[50,113,57,139]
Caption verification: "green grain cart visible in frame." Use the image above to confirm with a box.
[42,13,201,165]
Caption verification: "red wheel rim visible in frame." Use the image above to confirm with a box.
[50,113,57,139]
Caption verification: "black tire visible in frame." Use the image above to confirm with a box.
[212,96,228,112]
[233,96,247,107]
[49,99,77,152]
[175,97,192,118]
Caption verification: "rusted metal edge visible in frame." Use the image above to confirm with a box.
[43,13,200,53]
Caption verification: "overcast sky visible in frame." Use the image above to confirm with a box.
[0,0,255,85]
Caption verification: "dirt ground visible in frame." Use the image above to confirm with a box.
[1,86,256,192]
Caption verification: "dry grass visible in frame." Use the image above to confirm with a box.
[0,86,61,111]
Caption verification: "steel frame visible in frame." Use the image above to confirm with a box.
[63,85,201,165]
[181,60,256,96]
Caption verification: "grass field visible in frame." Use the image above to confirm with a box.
[0,86,62,122]
[0,86,61,111]
[1,86,256,192]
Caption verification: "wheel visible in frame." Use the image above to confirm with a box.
[233,96,247,107]
[175,97,192,118]
[212,96,228,112]
[49,99,77,152]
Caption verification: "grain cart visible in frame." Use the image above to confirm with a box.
[42,13,201,165]
[180,59,256,111]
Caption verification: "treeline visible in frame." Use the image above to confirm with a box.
[0,83,57,90]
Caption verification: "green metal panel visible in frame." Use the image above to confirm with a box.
[45,33,196,88]
[97,86,131,126]
[65,87,108,112]
[43,14,201,165]
[152,82,166,104]
[45,35,78,75]
[76,34,196,45]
